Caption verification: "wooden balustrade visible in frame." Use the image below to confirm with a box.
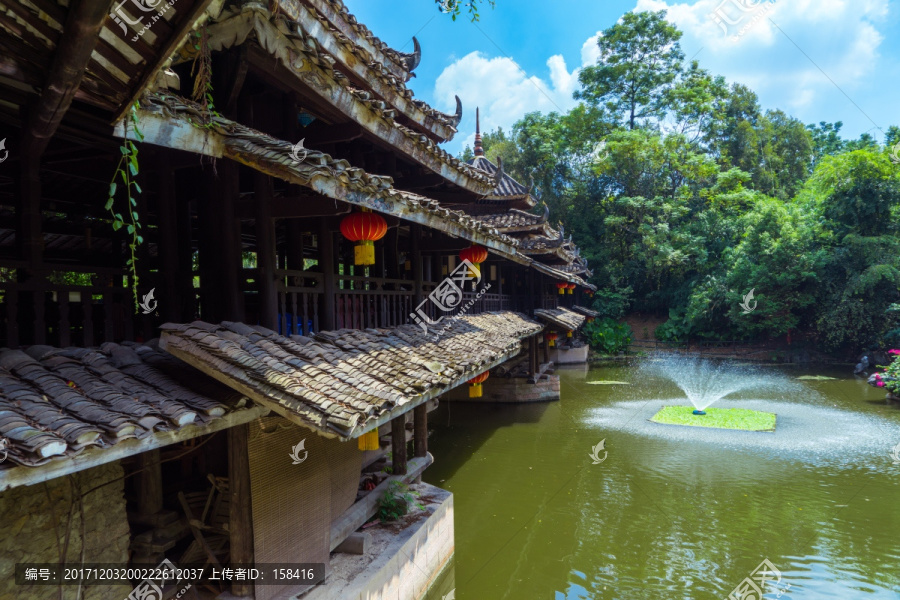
[0,263,136,348]
[274,269,323,336]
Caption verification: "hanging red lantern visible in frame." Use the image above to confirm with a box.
[459,244,488,277]
[545,332,559,347]
[340,209,388,266]
[556,282,567,295]
[567,283,576,295]
[468,371,490,398]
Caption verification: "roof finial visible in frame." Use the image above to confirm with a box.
[474,107,484,156]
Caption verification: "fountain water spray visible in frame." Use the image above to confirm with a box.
[641,354,789,412]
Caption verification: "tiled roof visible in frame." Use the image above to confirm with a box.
[572,305,600,319]
[518,233,566,252]
[274,0,460,141]
[174,7,490,192]
[307,0,420,80]
[139,93,521,257]
[475,207,548,230]
[467,156,533,202]
[159,312,543,439]
[0,343,246,467]
[533,307,586,332]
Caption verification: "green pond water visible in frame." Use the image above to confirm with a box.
[420,360,900,600]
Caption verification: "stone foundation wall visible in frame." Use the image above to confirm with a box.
[0,462,133,600]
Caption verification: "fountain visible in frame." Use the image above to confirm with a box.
[641,355,788,431]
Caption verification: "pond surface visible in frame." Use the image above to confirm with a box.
[421,359,900,600]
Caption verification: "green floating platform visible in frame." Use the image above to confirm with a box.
[650,405,776,432]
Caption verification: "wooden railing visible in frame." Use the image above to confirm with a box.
[0,263,136,348]
[335,275,418,329]
[275,269,323,336]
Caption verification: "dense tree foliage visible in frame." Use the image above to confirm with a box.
[464,11,900,353]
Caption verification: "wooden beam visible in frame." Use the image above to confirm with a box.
[20,0,111,158]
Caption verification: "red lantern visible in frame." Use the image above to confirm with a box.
[556,282,567,295]
[459,244,488,277]
[468,371,490,398]
[545,332,559,347]
[340,209,388,266]
[567,283,576,295]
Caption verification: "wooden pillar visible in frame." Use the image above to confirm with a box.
[543,332,550,364]
[254,172,278,330]
[156,152,180,323]
[135,449,163,517]
[286,220,304,271]
[431,254,442,283]
[529,334,539,378]
[318,218,336,330]
[413,405,427,458]
[411,224,423,306]
[385,227,400,280]
[17,153,46,344]
[200,163,241,322]
[391,416,408,476]
[228,424,254,598]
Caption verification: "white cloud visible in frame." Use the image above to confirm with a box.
[435,33,603,153]
[633,0,888,118]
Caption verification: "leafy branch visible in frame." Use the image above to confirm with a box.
[106,102,144,312]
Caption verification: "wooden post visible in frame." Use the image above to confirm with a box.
[135,449,163,517]
[411,224,423,306]
[385,226,399,281]
[413,405,427,458]
[156,152,180,323]
[318,218,336,330]
[391,416,408,476]
[286,220,304,271]
[255,172,278,330]
[543,331,550,364]
[529,334,539,379]
[228,424,254,598]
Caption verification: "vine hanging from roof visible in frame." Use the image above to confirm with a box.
[190,26,220,126]
[106,101,144,313]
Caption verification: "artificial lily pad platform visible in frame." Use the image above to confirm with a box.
[586,380,631,385]
[650,406,776,432]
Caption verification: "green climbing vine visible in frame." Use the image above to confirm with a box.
[106,101,144,312]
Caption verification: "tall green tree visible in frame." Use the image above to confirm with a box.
[576,11,684,130]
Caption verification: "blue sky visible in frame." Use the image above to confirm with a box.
[345,0,900,154]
